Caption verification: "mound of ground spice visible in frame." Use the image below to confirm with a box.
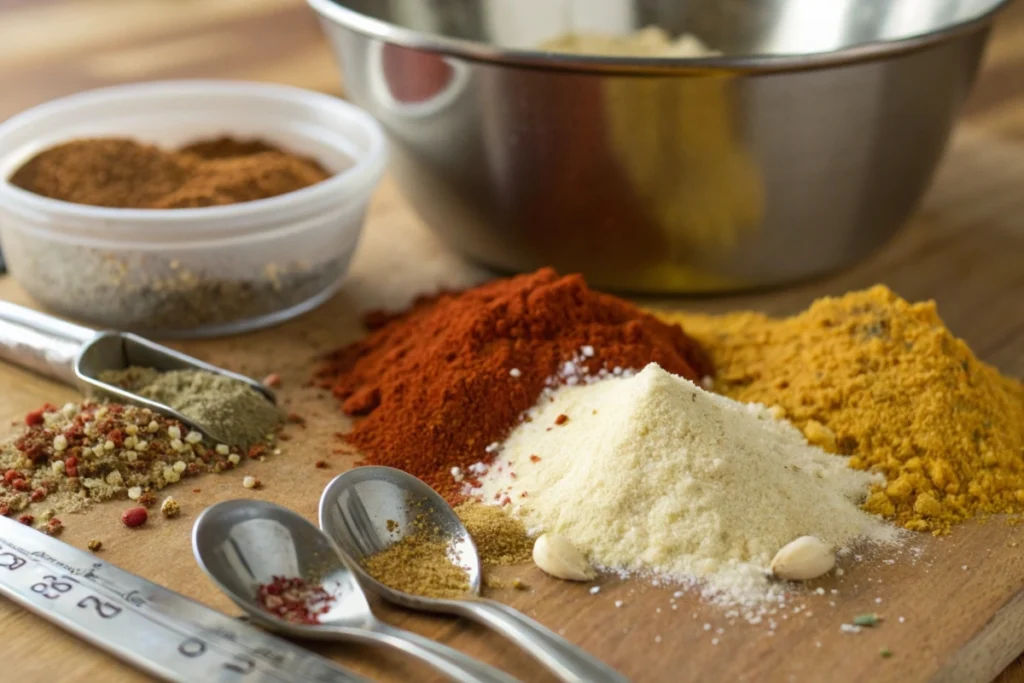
[315,268,712,500]
[663,286,1024,534]
[456,502,533,565]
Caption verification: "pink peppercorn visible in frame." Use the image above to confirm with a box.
[121,507,148,528]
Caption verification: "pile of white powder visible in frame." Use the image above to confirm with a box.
[472,363,899,606]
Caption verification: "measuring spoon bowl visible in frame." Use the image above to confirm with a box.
[319,467,628,683]
[192,499,518,683]
[0,301,275,444]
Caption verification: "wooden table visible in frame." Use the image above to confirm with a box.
[1,1,1023,681]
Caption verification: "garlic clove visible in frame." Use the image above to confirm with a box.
[770,536,835,581]
[532,532,597,581]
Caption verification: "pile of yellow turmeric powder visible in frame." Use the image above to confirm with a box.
[664,285,1024,534]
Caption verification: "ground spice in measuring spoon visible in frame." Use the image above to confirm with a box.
[9,136,330,209]
[362,516,472,599]
[315,268,712,500]
[256,576,335,625]
[99,367,283,447]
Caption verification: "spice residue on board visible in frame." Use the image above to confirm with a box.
[315,268,712,500]
[473,363,899,607]
[455,502,533,566]
[663,286,1024,533]
[0,401,256,530]
[99,367,283,448]
[9,136,331,209]
[256,576,335,625]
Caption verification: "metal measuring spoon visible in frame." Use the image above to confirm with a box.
[319,467,629,683]
[0,301,274,444]
[192,499,519,683]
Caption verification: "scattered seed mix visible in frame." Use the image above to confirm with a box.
[665,286,1024,533]
[0,401,260,530]
[100,367,283,448]
[474,363,899,607]
[256,576,335,625]
[315,268,712,500]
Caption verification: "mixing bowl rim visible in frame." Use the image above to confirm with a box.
[308,0,1011,73]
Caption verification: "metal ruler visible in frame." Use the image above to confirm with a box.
[0,516,369,683]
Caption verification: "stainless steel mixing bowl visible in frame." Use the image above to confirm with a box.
[308,0,1011,293]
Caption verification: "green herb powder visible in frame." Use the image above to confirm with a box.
[100,367,282,447]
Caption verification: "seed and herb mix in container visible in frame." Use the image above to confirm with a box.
[0,81,387,336]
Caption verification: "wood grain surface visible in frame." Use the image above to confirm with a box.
[0,1,1023,682]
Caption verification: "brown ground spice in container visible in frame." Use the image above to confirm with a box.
[664,285,1024,534]
[9,136,329,208]
[315,268,712,500]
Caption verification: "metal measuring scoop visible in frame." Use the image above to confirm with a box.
[192,499,519,683]
[319,467,629,683]
[0,301,274,444]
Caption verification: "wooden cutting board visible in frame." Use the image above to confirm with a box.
[1,1,1024,682]
[0,127,1022,683]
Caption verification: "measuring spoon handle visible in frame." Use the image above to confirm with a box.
[360,619,520,683]
[0,301,95,385]
[455,599,629,683]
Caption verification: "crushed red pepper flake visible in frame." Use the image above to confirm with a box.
[256,576,335,624]
[554,414,568,426]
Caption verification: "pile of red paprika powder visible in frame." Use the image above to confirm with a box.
[314,268,712,500]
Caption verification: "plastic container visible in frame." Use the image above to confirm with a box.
[0,80,387,338]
